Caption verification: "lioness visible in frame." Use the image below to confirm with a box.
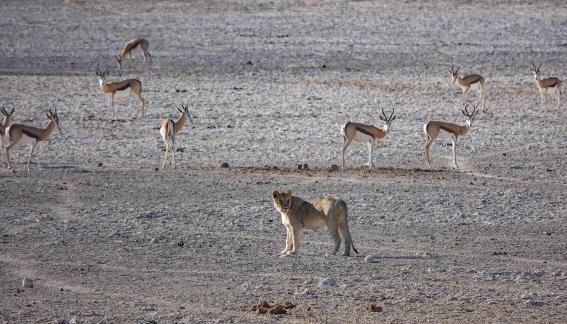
[271,190,359,256]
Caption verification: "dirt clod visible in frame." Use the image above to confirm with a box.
[367,303,383,312]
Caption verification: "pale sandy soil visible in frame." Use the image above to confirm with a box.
[1,1,566,323]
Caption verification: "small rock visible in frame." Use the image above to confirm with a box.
[151,235,166,244]
[97,162,103,167]
[302,163,309,170]
[525,299,545,307]
[297,164,303,170]
[364,255,380,263]
[22,277,33,288]
[319,278,337,286]
[220,162,230,169]
[367,303,383,312]
[177,240,184,247]
[328,164,339,172]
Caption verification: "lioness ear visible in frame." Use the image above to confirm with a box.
[285,189,293,197]
[272,191,279,198]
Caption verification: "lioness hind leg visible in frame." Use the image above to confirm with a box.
[326,219,341,255]
[338,224,352,256]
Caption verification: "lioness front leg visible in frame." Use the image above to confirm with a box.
[281,225,293,255]
[287,227,302,255]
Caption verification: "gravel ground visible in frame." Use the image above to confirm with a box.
[1,0,566,323]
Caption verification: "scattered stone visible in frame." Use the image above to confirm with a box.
[297,164,303,170]
[177,240,185,247]
[364,255,380,263]
[151,234,166,244]
[328,164,339,172]
[525,299,545,307]
[302,163,309,170]
[97,162,103,167]
[245,60,253,65]
[319,278,337,286]
[220,162,230,169]
[282,302,296,309]
[22,277,33,288]
[139,211,162,219]
[367,303,383,312]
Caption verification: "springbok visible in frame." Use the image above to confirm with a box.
[96,65,145,120]
[160,103,193,168]
[423,104,477,169]
[341,108,396,170]
[115,38,152,70]
[5,108,61,171]
[450,65,486,108]
[530,62,562,113]
[0,105,15,161]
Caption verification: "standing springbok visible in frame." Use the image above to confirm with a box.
[5,108,61,171]
[530,62,562,113]
[450,65,486,108]
[423,104,477,169]
[115,38,152,70]
[160,102,193,169]
[341,108,396,170]
[96,65,145,120]
[0,105,15,161]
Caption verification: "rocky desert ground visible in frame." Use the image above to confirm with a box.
[1,0,566,323]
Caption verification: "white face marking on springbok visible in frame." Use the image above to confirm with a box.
[115,38,152,70]
[96,64,145,120]
[0,104,15,161]
[449,65,486,110]
[423,103,477,169]
[160,102,193,169]
[530,62,562,114]
[5,108,61,172]
[341,108,396,170]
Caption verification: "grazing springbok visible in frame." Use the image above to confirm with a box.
[0,105,15,161]
[450,65,486,108]
[160,103,193,169]
[530,62,562,114]
[341,108,396,170]
[423,104,477,169]
[96,65,145,120]
[115,38,152,70]
[5,108,61,171]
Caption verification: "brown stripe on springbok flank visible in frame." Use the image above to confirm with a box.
[127,39,140,51]
[355,127,373,137]
[21,128,39,139]
[438,125,456,135]
[548,80,558,87]
[469,77,480,84]
[115,81,131,91]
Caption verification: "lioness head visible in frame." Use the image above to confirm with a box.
[272,189,293,213]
